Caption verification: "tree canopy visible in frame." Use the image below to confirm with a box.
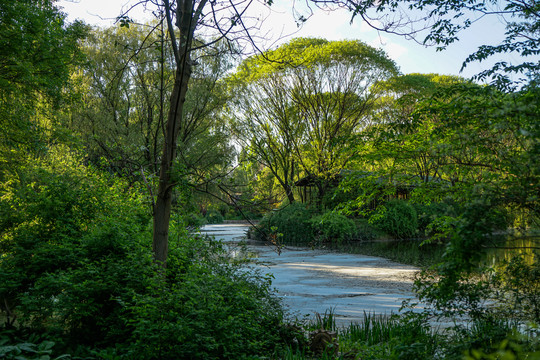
[328,0,540,88]
[0,0,87,177]
[231,38,398,204]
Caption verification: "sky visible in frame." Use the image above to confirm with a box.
[57,0,528,81]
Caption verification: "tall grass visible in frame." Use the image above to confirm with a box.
[340,312,434,346]
[284,310,439,359]
[309,309,337,332]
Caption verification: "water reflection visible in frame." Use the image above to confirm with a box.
[483,234,539,267]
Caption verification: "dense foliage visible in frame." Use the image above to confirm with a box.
[310,211,357,244]
[231,38,398,204]
[0,0,87,178]
[1,0,538,358]
[0,150,287,358]
[369,200,419,240]
[253,202,316,245]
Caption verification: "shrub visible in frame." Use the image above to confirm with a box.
[184,212,207,228]
[128,238,285,360]
[370,200,418,239]
[0,149,288,358]
[254,202,315,244]
[310,211,356,244]
[205,209,224,224]
[354,218,381,242]
[0,331,72,360]
[0,150,153,347]
[412,202,452,236]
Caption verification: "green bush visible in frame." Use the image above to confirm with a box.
[0,151,153,347]
[128,237,284,360]
[412,202,452,236]
[354,219,382,241]
[0,331,71,360]
[310,211,356,244]
[0,149,288,358]
[205,209,224,224]
[254,202,315,244]
[184,212,207,228]
[370,200,419,239]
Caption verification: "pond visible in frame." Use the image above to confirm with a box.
[198,224,423,327]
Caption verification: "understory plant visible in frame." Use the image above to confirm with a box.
[0,149,287,359]
[253,202,315,244]
[310,211,357,244]
[370,199,419,240]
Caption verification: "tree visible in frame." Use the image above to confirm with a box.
[367,74,470,184]
[318,0,539,88]
[132,0,274,265]
[231,38,397,205]
[0,0,87,177]
[69,23,173,178]
[69,23,234,197]
[230,65,304,204]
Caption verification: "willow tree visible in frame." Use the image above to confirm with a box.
[231,38,398,205]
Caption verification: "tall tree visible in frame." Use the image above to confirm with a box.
[69,22,235,221]
[0,0,86,176]
[69,23,174,177]
[137,0,271,265]
[231,38,397,205]
[324,0,539,88]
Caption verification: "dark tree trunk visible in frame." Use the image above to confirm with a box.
[152,63,192,266]
[152,0,199,266]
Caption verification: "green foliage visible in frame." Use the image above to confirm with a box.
[71,25,235,188]
[442,317,524,360]
[235,38,397,81]
[128,238,284,359]
[0,147,290,358]
[354,218,383,242]
[492,254,540,323]
[231,38,398,204]
[370,200,419,240]
[0,0,87,177]
[414,201,510,320]
[0,147,152,345]
[463,329,540,360]
[310,211,356,244]
[413,201,455,237]
[254,203,315,244]
[205,209,224,224]
[0,1,87,101]
[184,212,207,228]
[0,339,70,360]
[334,171,400,218]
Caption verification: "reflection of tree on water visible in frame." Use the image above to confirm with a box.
[483,234,539,267]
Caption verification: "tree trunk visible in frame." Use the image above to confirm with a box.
[285,183,295,204]
[152,60,192,266]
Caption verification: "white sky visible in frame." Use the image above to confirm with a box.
[57,0,531,81]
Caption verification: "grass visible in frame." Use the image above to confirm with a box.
[282,310,439,360]
[279,309,540,360]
